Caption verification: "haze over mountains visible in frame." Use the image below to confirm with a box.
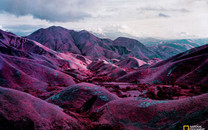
[0,26,208,129]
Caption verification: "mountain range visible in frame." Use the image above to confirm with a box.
[0,26,207,129]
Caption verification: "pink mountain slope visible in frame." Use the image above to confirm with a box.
[27,26,121,60]
[118,44,208,85]
[46,83,208,129]
[115,57,147,69]
[0,29,92,98]
[0,86,82,129]
[26,26,81,54]
[113,37,161,61]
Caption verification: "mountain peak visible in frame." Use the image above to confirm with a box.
[115,37,138,41]
[26,26,81,54]
[114,36,145,48]
[47,26,67,30]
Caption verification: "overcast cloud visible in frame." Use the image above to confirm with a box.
[0,0,100,22]
[0,0,208,39]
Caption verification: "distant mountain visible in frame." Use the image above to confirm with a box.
[27,26,120,60]
[136,37,161,46]
[91,30,139,40]
[27,26,165,62]
[192,38,208,46]
[71,30,120,59]
[26,26,81,54]
[118,44,208,85]
[113,37,161,61]
[148,39,201,59]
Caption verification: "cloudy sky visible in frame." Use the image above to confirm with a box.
[0,0,208,39]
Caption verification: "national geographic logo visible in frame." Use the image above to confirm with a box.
[183,125,205,130]
[183,125,189,130]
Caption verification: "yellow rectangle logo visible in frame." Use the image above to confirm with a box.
[183,125,189,130]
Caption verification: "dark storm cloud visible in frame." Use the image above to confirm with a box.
[158,13,170,18]
[0,0,97,22]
